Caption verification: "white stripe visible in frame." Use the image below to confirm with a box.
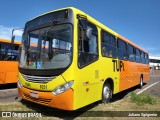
[137,81,160,95]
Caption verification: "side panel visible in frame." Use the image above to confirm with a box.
[73,60,102,110]
[0,61,18,84]
[134,63,142,85]
[119,61,150,92]
[119,60,134,91]
[101,58,120,94]
[73,57,120,110]
[143,64,150,82]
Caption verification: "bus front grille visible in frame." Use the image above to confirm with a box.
[23,93,52,105]
[21,74,56,83]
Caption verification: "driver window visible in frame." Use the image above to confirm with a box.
[78,22,98,68]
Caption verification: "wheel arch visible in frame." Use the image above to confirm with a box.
[103,78,114,94]
[141,74,143,80]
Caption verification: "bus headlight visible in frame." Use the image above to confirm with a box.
[17,80,23,88]
[52,81,74,95]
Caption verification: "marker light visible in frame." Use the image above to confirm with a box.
[17,80,23,88]
[52,81,74,95]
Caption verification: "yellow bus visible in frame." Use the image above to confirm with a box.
[0,38,20,84]
[16,7,150,110]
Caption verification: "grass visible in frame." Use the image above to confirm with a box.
[130,92,157,105]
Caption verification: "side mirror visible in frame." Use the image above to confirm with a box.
[86,27,93,40]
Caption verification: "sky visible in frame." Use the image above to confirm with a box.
[0,0,160,56]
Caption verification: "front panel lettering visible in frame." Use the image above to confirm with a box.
[40,84,47,90]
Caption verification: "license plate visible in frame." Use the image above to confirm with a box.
[30,92,38,98]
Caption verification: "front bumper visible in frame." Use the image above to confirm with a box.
[18,86,74,110]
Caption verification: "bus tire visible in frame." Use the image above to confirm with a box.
[102,83,112,103]
[139,76,143,89]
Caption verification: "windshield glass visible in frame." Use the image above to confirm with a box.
[19,24,72,69]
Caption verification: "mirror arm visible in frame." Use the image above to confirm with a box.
[11,28,24,56]
[77,14,87,31]
[11,28,24,44]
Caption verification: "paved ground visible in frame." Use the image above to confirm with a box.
[151,69,160,77]
[0,88,18,103]
[0,77,159,103]
[112,76,160,101]
[134,77,160,97]
[0,83,20,103]
[142,81,160,97]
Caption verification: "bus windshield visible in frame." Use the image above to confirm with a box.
[19,24,72,69]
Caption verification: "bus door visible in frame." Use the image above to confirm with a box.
[76,19,100,105]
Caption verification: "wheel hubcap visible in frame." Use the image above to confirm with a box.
[103,86,110,100]
[140,78,143,86]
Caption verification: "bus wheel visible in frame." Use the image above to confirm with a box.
[102,83,112,103]
[139,76,143,89]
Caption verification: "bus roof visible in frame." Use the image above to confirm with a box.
[27,7,148,54]
[0,38,21,45]
[118,35,148,53]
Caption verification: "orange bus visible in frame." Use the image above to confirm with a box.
[16,7,150,110]
[0,38,20,84]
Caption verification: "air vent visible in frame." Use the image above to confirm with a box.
[21,74,56,83]
[23,93,52,105]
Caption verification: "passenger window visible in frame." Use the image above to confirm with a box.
[145,54,149,64]
[14,45,19,50]
[117,39,129,60]
[135,48,141,63]
[101,30,116,58]
[128,44,135,62]
[141,52,145,64]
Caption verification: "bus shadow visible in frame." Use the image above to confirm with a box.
[20,83,147,119]
[20,99,100,119]
[111,83,147,102]
[0,83,17,90]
